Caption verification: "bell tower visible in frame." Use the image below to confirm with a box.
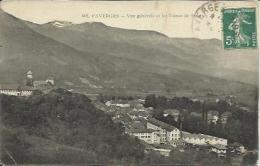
[26,70,33,86]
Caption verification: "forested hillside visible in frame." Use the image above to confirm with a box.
[0,89,145,164]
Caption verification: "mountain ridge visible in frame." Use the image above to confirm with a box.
[0,8,257,96]
[24,18,257,83]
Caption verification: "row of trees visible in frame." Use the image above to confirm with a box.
[144,95,232,115]
[97,94,135,103]
[144,95,258,150]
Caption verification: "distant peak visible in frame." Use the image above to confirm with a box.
[88,22,106,26]
[47,20,74,28]
[43,21,108,28]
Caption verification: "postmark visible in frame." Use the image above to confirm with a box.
[192,1,224,37]
[222,8,257,49]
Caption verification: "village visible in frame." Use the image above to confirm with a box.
[95,98,248,158]
[0,70,254,164]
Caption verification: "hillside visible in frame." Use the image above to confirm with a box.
[25,20,258,85]
[0,8,257,95]
[0,89,145,164]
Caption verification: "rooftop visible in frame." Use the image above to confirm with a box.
[182,131,226,141]
[147,117,177,131]
[229,142,244,147]
[128,111,149,117]
[0,84,35,91]
[164,109,180,116]
[211,144,227,150]
[207,110,219,116]
[190,112,202,117]
[127,128,157,133]
[221,111,232,117]
[27,70,32,74]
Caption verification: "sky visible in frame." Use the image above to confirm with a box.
[1,0,258,39]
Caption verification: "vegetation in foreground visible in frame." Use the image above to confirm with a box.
[0,89,146,164]
[0,89,257,165]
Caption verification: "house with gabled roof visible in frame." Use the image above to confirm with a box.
[163,109,180,122]
[0,84,35,96]
[207,110,219,124]
[182,131,227,146]
[220,111,232,125]
[210,144,227,154]
[127,128,160,144]
[147,118,180,143]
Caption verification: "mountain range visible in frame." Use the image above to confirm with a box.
[0,8,258,95]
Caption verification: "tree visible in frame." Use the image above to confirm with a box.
[144,94,157,108]
[243,153,258,165]
[156,96,167,108]
[217,100,230,114]
[225,119,242,143]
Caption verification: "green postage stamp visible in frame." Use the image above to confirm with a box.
[222,8,257,49]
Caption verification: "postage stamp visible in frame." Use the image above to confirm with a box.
[222,8,257,49]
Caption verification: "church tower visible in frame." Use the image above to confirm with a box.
[26,70,33,86]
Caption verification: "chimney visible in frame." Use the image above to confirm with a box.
[202,102,205,120]
[180,117,183,139]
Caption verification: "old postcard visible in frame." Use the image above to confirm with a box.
[0,0,259,165]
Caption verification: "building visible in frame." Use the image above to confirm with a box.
[0,70,55,96]
[240,107,250,112]
[129,100,144,109]
[105,101,130,108]
[182,131,227,146]
[190,112,202,118]
[144,143,173,157]
[127,111,150,120]
[207,110,219,124]
[0,84,35,96]
[33,80,52,90]
[127,128,160,144]
[220,112,232,124]
[147,118,180,143]
[163,109,180,122]
[0,70,36,96]
[24,70,55,90]
[170,139,186,147]
[46,77,55,85]
[210,144,227,154]
[112,113,132,125]
[229,142,246,154]
[33,77,55,91]
[26,70,33,86]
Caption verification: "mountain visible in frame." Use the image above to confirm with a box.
[0,8,257,95]
[25,18,258,85]
[48,20,73,28]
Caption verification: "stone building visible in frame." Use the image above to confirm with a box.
[147,118,181,143]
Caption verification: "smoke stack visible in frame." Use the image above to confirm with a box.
[202,102,205,120]
[180,117,183,139]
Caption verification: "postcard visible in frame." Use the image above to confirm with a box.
[0,1,258,165]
